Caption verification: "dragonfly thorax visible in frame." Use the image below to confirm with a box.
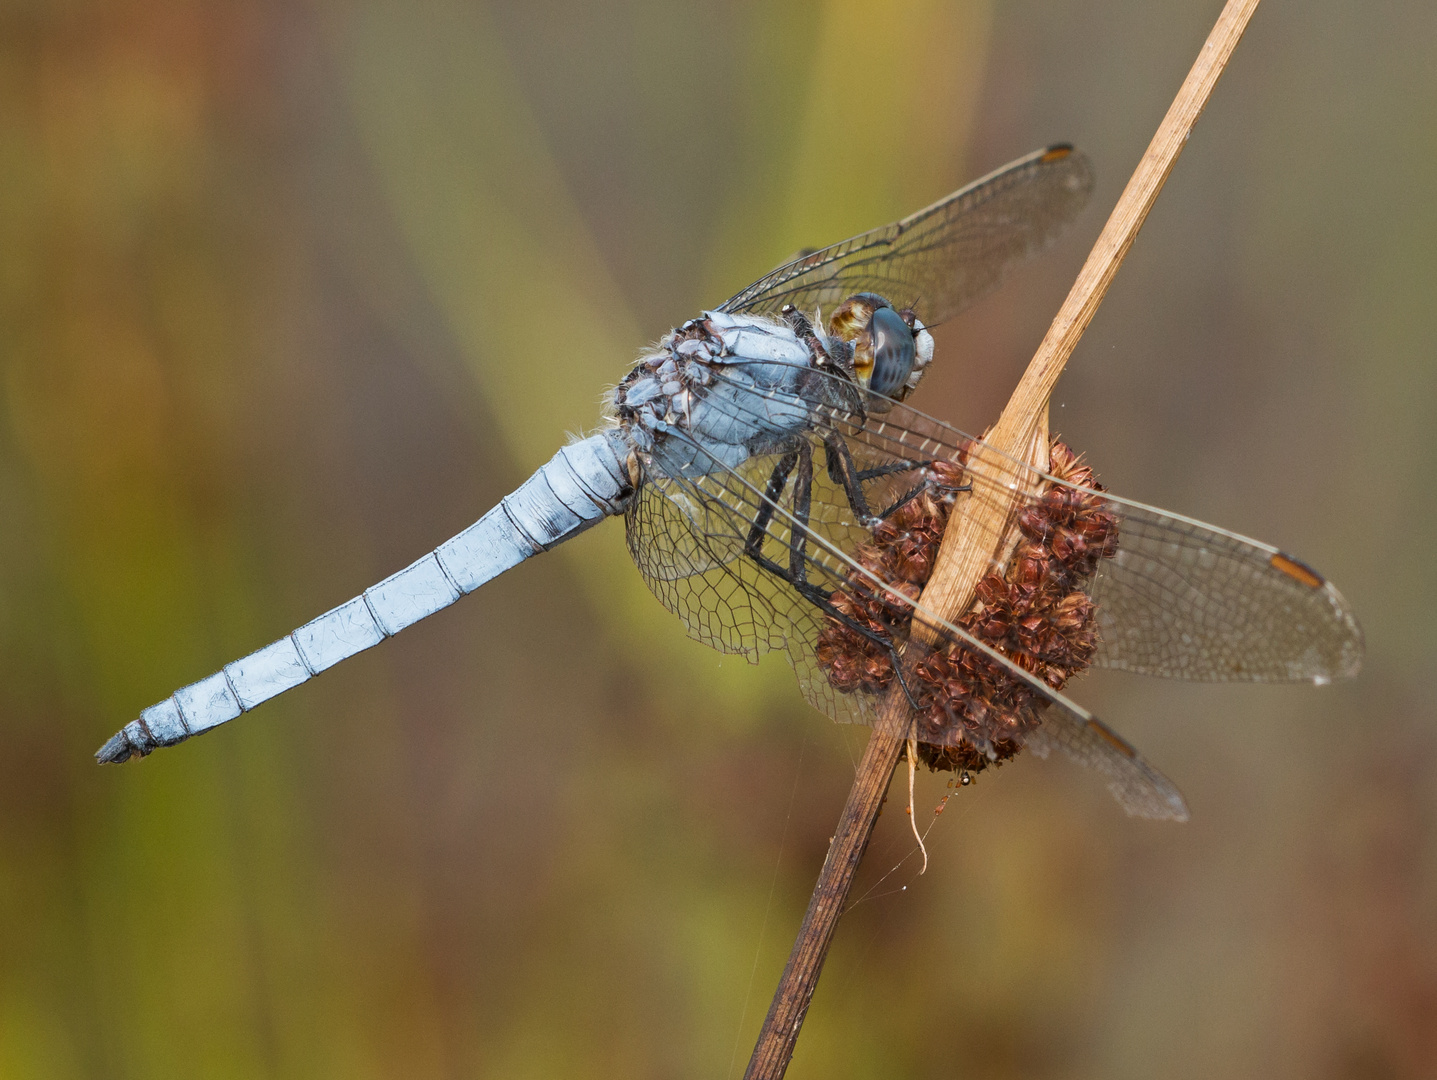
[612,310,826,479]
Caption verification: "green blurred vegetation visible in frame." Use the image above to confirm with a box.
[0,1,1434,1078]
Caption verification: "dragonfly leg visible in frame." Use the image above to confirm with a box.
[744,444,839,602]
[741,444,925,694]
[745,449,799,560]
[872,482,929,521]
[788,438,813,582]
[856,459,935,482]
[744,439,818,592]
[738,451,831,607]
[869,461,971,521]
[742,444,826,602]
[823,433,943,527]
[888,645,923,716]
[751,437,822,595]
[745,545,835,611]
[739,461,931,714]
[822,432,877,524]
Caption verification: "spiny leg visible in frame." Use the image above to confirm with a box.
[739,449,893,649]
[787,438,813,582]
[857,460,936,482]
[753,542,908,684]
[867,457,972,521]
[870,476,967,521]
[745,449,799,559]
[873,482,931,519]
[825,432,932,486]
[743,439,816,590]
[740,442,929,710]
[888,645,923,715]
[822,432,877,523]
[742,446,839,611]
[743,441,823,601]
[823,431,941,526]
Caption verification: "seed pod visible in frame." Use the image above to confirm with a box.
[814,438,1120,776]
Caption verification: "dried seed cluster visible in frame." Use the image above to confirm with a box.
[815,439,1118,775]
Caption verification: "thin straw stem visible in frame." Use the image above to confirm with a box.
[742,2,1261,1077]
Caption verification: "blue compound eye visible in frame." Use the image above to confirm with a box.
[867,305,916,397]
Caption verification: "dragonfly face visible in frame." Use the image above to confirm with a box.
[824,292,931,402]
[99,144,1363,826]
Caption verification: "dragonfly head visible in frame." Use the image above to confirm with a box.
[826,292,934,404]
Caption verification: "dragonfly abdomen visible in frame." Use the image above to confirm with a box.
[96,431,633,763]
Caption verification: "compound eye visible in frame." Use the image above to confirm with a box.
[867,305,916,397]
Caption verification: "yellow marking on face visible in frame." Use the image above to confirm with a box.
[828,297,873,341]
[828,295,879,386]
[851,342,874,385]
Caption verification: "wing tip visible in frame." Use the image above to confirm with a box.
[1325,580,1366,679]
[1036,143,1094,200]
[1134,746,1191,822]
[1115,775,1191,822]
[1159,787,1192,822]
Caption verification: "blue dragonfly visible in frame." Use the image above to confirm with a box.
[97,147,1362,821]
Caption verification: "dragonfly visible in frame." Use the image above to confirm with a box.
[96,146,1363,820]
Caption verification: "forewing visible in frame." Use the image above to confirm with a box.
[788,380,1364,685]
[719,146,1094,325]
[1088,502,1365,683]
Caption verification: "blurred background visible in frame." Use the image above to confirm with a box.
[1,0,1434,1077]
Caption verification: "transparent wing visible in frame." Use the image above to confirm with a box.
[625,448,886,729]
[625,473,768,658]
[626,415,1190,820]
[1024,713,1190,820]
[1088,502,1365,683]
[737,370,1364,685]
[719,146,1094,325]
[625,470,744,585]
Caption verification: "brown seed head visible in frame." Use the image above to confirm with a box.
[815,437,1120,776]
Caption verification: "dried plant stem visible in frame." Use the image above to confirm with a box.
[742,2,1261,1077]
[740,728,904,1080]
